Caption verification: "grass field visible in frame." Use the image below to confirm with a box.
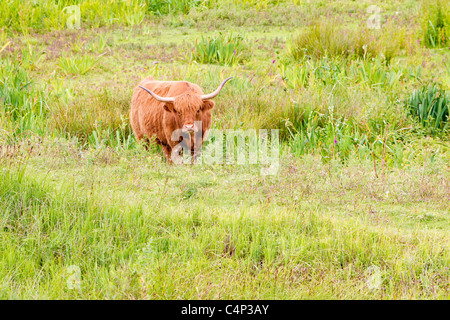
[0,0,449,299]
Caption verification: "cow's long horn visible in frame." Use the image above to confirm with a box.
[138,86,175,103]
[201,77,233,100]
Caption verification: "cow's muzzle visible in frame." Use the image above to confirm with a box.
[183,124,195,133]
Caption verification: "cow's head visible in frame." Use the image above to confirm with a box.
[138,77,232,133]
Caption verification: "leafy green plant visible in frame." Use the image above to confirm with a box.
[405,85,450,133]
[191,31,246,66]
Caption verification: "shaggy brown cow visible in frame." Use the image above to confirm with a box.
[130,76,232,161]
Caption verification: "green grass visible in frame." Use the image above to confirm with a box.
[0,0,450,299]
[1,147,449,299]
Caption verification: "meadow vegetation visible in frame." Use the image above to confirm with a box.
[0,0,449,299]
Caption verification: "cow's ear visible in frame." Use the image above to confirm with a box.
[163,103,174,113]
[202,100,215,111]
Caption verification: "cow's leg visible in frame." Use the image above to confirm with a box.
[191,135,203,164]
[161,144,173,163]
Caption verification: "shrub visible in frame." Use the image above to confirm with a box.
[405,85,450,133]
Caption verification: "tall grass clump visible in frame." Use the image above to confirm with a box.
[50,88,132,147]
[421,0,450,48]
[288,20,405,63]
[285,107,424,168]
[405,85,450,134]
[0,58,48,136]
[191,31,246,66]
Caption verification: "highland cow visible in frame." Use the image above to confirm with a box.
[130,76,232,162]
